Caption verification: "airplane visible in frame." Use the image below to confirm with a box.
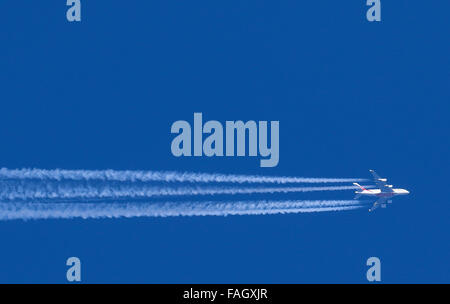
[353,170,409,212]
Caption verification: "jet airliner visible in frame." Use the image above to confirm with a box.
[353,170,409,212]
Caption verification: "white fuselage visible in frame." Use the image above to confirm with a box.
[356,188,409,198]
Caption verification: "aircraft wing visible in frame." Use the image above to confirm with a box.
[369,197,387,212]
[369,170,394,192]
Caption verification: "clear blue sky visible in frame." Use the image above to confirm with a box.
[0,1,448,283]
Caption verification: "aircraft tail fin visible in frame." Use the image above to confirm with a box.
[353,183,367,191]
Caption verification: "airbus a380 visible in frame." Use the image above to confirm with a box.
[353,170,409,212]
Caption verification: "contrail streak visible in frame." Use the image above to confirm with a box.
[0,181,366,201]
[0,168,366,184]
[0,200,364,220]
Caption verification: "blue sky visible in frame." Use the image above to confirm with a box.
[0,1,449,283]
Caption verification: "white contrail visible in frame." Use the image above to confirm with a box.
[0,168,366,184]
[0,182,366,201]
[0,200,364,220]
